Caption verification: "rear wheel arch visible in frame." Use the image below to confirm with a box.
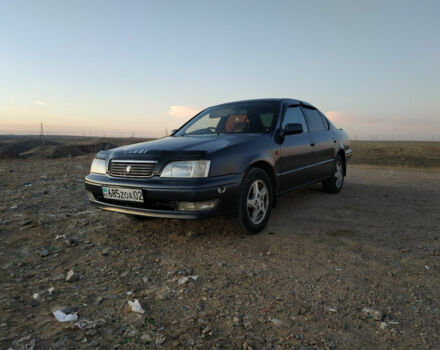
[322,154,345,193]
[337,149,346,175]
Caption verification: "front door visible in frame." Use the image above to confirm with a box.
[278,105,317,192]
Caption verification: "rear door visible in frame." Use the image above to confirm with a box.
[278,105,317,192]
[302,106,335,178]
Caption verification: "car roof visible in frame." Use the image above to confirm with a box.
[210,98,315,109]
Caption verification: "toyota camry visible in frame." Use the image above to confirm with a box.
[84,99,352,234]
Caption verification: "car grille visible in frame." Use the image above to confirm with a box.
[109,160,157,178]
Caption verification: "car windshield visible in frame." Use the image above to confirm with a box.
[176,101,279,136]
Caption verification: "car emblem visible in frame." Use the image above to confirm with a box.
[126,165,131,173]
[124,149,149,154]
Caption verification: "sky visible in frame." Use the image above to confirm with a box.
[0,0,439,140]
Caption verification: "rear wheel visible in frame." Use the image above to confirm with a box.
[322,155,344,193]
[229,168,273,234]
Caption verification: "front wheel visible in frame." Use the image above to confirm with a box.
[229,168,273,234]
[322,155,345,193]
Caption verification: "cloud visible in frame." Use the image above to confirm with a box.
[326,111,436,125]
[33,100,46,106]
[169,105,200,119]
[324,110,440,140]
[326,111,384,124]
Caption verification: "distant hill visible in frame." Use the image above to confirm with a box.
[0,135,154,159]
[1,136,439,168]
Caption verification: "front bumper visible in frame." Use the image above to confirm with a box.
[84,173,242,219]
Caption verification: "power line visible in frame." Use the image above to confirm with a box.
[40,122,45,145]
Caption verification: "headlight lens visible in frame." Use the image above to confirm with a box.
[160,160,210,178]
[90,158,107,174]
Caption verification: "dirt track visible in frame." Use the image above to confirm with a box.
[1,160,439,349]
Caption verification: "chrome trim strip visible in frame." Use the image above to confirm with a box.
[277,159,334,177]
[84,176,238,190]
[108,159,158,178]
[110,159,158,163]
[107,174,155,178]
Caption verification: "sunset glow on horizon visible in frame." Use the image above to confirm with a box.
[1,0,439,140]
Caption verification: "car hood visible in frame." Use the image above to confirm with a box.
[108,134,263,160]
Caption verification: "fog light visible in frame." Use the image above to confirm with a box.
[177,200,219,212]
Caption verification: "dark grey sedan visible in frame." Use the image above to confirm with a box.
[85,99,352,234]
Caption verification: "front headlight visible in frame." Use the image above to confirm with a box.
[90,158,107,174]
[160,160,210,178]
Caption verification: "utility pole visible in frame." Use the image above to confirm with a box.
[40,122,45,145]
[165,128,169,136]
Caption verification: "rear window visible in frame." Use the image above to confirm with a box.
[303,108,327,132]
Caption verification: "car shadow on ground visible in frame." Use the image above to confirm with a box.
[86,175,439,257]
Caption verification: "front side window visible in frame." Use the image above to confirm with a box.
[303,107,327,132]
[177,102,279,136]
[184,114,219,135]
[282,106,308,132]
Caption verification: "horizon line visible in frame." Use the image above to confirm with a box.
[0,133,438,143]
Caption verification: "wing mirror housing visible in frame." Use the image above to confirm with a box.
[283,123,303,136]
[275,123,303,144]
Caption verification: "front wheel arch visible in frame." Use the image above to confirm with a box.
[245,160,277,207]
[229,167,273,234]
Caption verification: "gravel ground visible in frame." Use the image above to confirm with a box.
[0,160,439,349]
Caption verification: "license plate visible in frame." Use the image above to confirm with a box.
[102,187,144,202]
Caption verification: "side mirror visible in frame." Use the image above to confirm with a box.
[283,123,303,136]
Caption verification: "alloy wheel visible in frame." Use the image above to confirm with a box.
[247,179,269,225]
[335,160,343,188]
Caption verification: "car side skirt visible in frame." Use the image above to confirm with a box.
[277,176,332,196]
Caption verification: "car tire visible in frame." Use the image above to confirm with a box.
[322,155,345,193]
[229,167,273,234]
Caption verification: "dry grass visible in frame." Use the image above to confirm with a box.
[351,140,440,168]
[1,136,440,168]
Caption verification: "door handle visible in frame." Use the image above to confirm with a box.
[333,139,337,143]
[310,143,315,147]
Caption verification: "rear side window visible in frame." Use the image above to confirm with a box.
[303,108,327,132]
[319,112,329,129]
[282,106,308,132]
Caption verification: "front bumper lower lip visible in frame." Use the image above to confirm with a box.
[88,198,217,219]
[84,173,242,219]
